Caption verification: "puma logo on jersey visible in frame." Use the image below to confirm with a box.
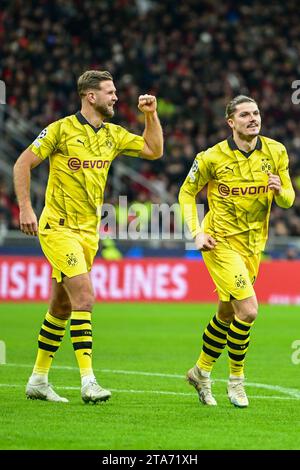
[225,166,234,173]
[77,139,85,145]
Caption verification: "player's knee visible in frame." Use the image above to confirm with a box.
[50,299,72,319]
[245,307,258,322]
[61,299,72,315]
[248,298,258,321]
[218,310,234,324]
[233,296,258,323]
[74,291,95,312]
[237,305,258,323]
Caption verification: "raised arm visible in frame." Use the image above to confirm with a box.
[13,149,43,236]
[138,94,163,160]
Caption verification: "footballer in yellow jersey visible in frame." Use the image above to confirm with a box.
[179,95,294,408]
[14,70,163,404]
[29,112,145,235]
[179,135,294,256]
[28,112,145,282]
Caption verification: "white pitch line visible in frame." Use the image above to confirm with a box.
[0,383,298,400]
[3,363,300,399]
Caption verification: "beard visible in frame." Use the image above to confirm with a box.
[94,102,114,119]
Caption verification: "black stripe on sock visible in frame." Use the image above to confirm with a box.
[232,319,250,332]
[203,344,220,359]
[228,351,246,362]
[44,319,65,331]
[70,329,92,338]
[72,341,92,351]
[212,315,230,331]
[207,323,227,340]
[203,332,226,350]
[227,339,249,351]
[227,330,249,341]
[39,328,63,342]
[70,319,91,326]
[38,341,58,352]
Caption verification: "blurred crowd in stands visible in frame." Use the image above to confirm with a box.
[1,0,300,246]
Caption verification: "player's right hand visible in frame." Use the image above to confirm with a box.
[195,233,217,251]
[138,94,157,114]
[19,207,38,236]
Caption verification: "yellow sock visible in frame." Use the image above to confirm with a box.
[197,314,230,372]
[70,311,93,377]
[33,312,67,375]
[227,315,253,377]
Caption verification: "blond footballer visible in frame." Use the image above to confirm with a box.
[14,70,163,403]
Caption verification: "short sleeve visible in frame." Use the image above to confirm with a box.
[116,126,145,158]
[181,151,212,197]
[28,121,61,160]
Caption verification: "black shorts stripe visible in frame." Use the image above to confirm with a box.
[70,329,92,338]
[70,319,92,326]
[72,341,92,351]
[212,315,230,331]
[207,323,227,340]
[227,330,249,341]
[38,341,58,352]
[228,351,246,362]
[227,339,249,351]
[39,328,63,342]
[203,344,221,359]
[232,319,250,332]
[203,333,226,349]
[44,319,65,331]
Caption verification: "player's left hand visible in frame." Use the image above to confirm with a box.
[268,173,282,195]
[138,94,157,114]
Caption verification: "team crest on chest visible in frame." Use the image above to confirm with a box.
[104,128,114,149]
[105,139,113,148]
[261,159,272,173]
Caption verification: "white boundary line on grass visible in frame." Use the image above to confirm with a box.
[0,383,298,400]
[3,362,300,400]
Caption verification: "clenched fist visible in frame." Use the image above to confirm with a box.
[195,233,217,252]
[268,172,282,195]
[138,94,157,114]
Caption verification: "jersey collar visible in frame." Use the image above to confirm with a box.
[75,111,105,133]
[227,135,262,158]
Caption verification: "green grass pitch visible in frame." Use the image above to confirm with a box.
[1,302,300,450]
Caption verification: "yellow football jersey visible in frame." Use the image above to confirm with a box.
[179,136,295,255]
[29,112,144,233]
